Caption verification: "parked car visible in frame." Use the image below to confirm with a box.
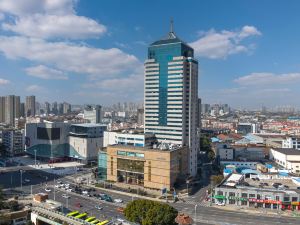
[114,199,123,203]
[117,207,124,213]
[216,202,225,206]
[75,202,82,208]
[24,179,30,183]
[95,205,103,210]
[45,188,51,192]
[62,194,70,199]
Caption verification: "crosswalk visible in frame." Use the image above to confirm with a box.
[182,199,210,207]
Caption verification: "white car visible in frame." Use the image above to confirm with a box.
[54,185,60,188]
[66,188,73,192]
[62,194,70,199]
[45,188,51,192]
[216,202,225,206]
[114,199,123,203]
[24,179,30,183]
[82,190,88,195]
[95,205,103,210]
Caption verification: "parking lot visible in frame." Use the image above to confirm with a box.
[245,177,300,190]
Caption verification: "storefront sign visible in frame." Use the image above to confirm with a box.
[291,202,300,206]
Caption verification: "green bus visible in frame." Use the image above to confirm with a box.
[74,212,88,219]
[97,220,109,225]
[85,216,96,222]
[67,211,79,217]
[90,219,100,224]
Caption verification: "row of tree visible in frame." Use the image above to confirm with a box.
[124,199,178,225]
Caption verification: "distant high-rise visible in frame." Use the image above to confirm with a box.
[4,95,20,125]
[52,102,58,115]
[20,103,25,117]
[137,108,144,125]
[45,102,51,115]
[0,96,5,123]
[84,105,102,123]
[144,21,199,176]
[58,103,63,115]
[63,102,71,114]
[25,95,36,117]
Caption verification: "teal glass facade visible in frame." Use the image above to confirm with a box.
[148,41,194,126]
[98,151,107,180]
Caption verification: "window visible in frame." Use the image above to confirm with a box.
[110,157,113,175]
[275,196,280,201]
[284,196,290,202]
[229,192,235,197]
[241,193,248,198]
[292,197,298,202]
[249,194,255,198]
[257,194,261,200]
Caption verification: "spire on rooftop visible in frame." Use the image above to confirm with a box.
[168,18,176,39]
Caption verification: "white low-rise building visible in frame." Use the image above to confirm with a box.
[282,136,300,150]
[270,148,300,174]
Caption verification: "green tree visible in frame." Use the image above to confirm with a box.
[210,175,224,186]
[207,150,215,161]
[26,221,34,225]
[8,200,19,211]
[200,135,211,152]
[124,199,178,225]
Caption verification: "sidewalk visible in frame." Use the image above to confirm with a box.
[13,156,84,175]
[212,204,294,218]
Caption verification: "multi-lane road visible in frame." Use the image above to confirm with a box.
[2,166,300,225]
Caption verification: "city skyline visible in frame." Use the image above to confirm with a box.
[0,0,300,108]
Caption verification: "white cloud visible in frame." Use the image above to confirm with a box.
[0,78,10,85]
[190,26,261,59]
[25,65,68,80]
[234,72,300,86]
[0,0,106,39]
[0,36,140,79]
[81,71,144,102]
[26,84,45,92]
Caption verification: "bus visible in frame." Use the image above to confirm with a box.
[90,219,100,224]
[67,211,79,217]
[97,220,109,225]
[75,212,88,219]
[85,216,96,222]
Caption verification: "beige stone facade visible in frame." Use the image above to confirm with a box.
[106,145,188,190]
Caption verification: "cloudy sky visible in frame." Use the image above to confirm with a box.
[0,0,299,109]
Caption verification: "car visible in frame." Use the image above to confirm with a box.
[216,202,225,206]
[82,190,88,195]
[75,203,82,208]
[57,180,62,184]
[105,197,113,202]
[62,194,70,199]
[297,187,300,190]
[55,185,60,188]
[117,207,124,213]
[284,185,289,189]
[114,199,123,203]
[24,179,30,183]
[45,188,51,192]
[95,205,103,210]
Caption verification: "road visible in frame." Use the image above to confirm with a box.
[2,166,300,224]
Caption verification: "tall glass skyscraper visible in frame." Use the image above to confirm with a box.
[144,23,199,176]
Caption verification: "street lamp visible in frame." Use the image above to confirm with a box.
[19,169,24,192]
[34,149,37,167]
[194,204,198,223]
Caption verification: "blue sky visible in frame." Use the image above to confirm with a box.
[0,0,300,109]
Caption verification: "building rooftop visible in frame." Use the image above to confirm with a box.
[150,20,191,48]
[108,143,184,152]
[272,148,300,155]
[71,123,106,128]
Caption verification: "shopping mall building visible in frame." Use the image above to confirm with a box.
[98,143,188,190]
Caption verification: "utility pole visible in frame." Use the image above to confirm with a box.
[194,204,198,223]
[54,177,56,201]
[20,169,23,192]
[34,149,37,167]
